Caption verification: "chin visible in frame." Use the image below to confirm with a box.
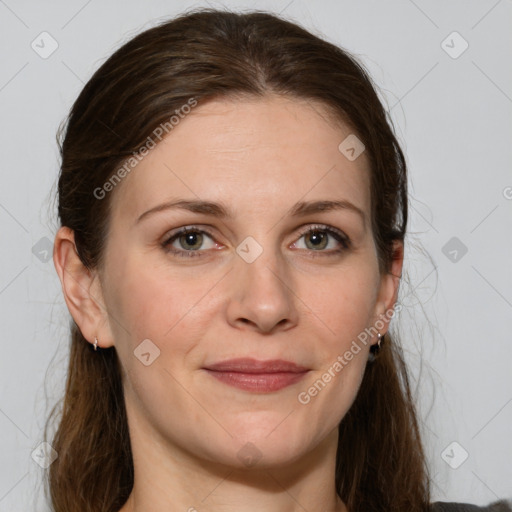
[223,427,312,470]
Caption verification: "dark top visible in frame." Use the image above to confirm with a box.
[430,500,512,511]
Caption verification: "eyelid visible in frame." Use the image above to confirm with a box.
[162,225,217,244]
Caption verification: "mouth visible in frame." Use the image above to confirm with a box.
[202,358,310,393]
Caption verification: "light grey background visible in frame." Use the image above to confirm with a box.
[1,0,511,510]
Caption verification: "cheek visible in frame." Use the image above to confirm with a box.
[294,341,367,448]
[291,266,377,417]
[108,256,217,343]
[108,262,214,416]
[299,265,379,342]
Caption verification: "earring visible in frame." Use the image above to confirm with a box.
[93,337,98,351]
[368,331,383,363]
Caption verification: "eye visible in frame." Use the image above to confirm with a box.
[162,224,351,259]
[162,226,219,258]
[292,224,350,256]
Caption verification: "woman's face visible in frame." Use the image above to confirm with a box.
[95,95,400,469]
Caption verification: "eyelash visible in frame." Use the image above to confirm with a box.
[162,224,351,259]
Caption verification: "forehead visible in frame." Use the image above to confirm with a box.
[109,95,371,227]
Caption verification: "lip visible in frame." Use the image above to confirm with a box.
[203,358,309,373]
[202,358,310,393]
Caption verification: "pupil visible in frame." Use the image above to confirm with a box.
[182,232,201,250]
[308,230,327,249]
[311,232,322,244]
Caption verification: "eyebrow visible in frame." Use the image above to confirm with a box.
[135,198,366,228]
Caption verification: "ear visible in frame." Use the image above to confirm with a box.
[53,226,114,349]
[372,240,404,337]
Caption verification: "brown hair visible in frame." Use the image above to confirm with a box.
[45,8,430,512]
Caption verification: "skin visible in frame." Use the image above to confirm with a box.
[54,95,403,512]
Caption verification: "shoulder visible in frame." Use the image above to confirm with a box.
[430,500,512,512]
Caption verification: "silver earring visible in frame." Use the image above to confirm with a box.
[93,337,98,351]
[368,331,382,363]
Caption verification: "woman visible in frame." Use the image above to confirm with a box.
[46,8,511,512]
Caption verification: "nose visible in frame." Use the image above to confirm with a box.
[225,241,298,334]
